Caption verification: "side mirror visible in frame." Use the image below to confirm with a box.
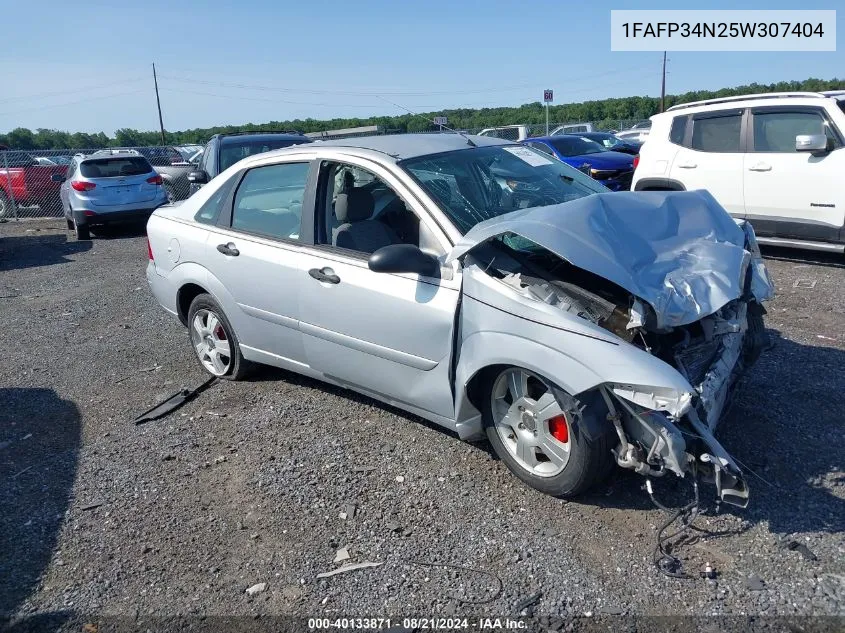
[187,170,208,184]
[795,134,828,153]
[368,244,440,277]
[51,174,65,183]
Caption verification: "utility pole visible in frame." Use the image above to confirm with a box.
[660,51,667,113]
[152,63,166,144]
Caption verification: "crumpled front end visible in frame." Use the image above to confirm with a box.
[455,195,775,507]
[601,221,773,506]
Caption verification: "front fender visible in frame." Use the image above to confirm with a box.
[453,266,696,440]
[454,330,604,440]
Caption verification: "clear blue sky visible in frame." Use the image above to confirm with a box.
[0,0,841,134]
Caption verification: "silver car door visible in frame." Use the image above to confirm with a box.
[201,160,316,370]
[297,158,460,421]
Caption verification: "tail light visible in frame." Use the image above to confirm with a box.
[71,181,96,192]
[147,174,162,185]
[147,238,154,261]
[632,155,640,170]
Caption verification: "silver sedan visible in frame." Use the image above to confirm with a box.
[145,134,774,506]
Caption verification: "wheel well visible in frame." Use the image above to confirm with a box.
[464,364,505,413]
[176,283,207,325]
[633,178,685,192]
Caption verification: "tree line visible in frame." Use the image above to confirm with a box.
[2,77,843,150]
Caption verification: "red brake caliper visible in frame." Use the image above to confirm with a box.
[548,414,569,443]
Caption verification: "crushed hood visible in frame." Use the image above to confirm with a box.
[447,190,772,329]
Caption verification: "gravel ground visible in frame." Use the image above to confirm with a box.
[1,219,843,630]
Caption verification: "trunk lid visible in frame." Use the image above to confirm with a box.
[446,190,772,328]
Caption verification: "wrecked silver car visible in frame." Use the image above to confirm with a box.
[146,134,774,508]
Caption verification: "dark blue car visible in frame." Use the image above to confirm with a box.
[521,136,635,191]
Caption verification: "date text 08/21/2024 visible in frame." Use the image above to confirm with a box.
[308,617,527,630]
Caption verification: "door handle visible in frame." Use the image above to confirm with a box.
[677,161,697,169]
[216,242,239,256]
[308,267,341,284]
[748,163,772,172]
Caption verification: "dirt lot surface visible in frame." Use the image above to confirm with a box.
[1,219,843,630]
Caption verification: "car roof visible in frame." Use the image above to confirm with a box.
[307,133,510,160]
[218,133,311,145]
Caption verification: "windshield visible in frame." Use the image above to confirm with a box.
[220,139,309,171]
[548,136,605,157]
[401,144,607,234]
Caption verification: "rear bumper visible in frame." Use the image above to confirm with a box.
[74,207,161,226]
[145,261,179,317]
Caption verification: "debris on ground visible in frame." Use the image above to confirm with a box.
[352,465,376,473]
[700,562,717,580]
[514,591,542,616]
[133,377,218,425]
[316,562,382,579]
[80,501,105,511]
[245,582,267,596]
[395,475,405,483]
[333,547,350,563]
[782,539,818,561]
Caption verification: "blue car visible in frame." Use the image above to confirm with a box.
[521,136,635,191]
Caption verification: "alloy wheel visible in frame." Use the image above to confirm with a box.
[190,309,232,376]
[490,368,572,477]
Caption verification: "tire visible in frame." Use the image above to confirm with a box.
[74,219,90,240]
[0,191,11,219]
[187,293,253,380]
[481,366,614,497]
[66,216,74,230]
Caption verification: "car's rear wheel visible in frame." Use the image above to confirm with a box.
[482,366,613,497]
[187,294,252,380]
[74,218,90,240]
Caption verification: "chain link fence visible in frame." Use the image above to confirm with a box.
[0,121,648,219]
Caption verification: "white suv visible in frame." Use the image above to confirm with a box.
[632,91,845,253]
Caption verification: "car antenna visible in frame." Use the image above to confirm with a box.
[377,96,477,147]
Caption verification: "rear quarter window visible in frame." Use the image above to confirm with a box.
[669,116,687,145]
[80,157,153,178]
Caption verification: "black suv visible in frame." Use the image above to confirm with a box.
[188,131,312,194]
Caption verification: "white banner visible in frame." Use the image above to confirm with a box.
[610,10,836,51]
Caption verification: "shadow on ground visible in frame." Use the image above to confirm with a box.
[0,233,91,272]
[762,245,845,270]
[0,389,81,618]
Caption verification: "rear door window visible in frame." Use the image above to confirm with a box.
[669,116,687,145]
[230,162,310,240]
[80,157,152,178]
[690,113,742,152]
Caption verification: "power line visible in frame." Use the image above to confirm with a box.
[157,63,652,98]
[0,89,147,117]
[0,76,147,105]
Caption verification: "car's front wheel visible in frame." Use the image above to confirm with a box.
[482,366,613,497]
[187,294,252,380]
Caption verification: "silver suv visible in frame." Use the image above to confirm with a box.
[54,149,168,239]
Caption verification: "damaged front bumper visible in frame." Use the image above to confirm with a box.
[601,301,768,508]
[596,222,773,508]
